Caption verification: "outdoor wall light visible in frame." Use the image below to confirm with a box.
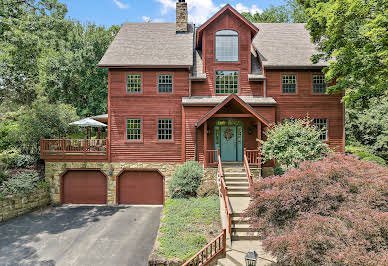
[245,250,258,266]
[108,168,114,176]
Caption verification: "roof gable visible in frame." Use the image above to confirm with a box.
[196,94,270,127]
[196,4,259,48]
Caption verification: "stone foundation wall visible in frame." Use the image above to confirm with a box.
[45,162,181,205]
[0,187,50,222]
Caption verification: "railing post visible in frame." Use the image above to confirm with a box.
[62,138,65,155]
[222,229,226,257]
[83,138,87,154]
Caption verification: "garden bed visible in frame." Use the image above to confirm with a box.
[149,196,221,265]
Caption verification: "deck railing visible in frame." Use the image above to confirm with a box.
[245,149,261,168]
[40,138,107,156]
[182,229,226,266]
[206,149,218,166]
[243,148,254,198]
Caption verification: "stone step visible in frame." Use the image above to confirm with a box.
[227,186,249,192]
[224,172,246,176]
[232,216,250,224]
[225,181,249,186]
[232,212,245,217]
[223,168,245,173]
[231,231,261,241]
[217,257,241,266]
[228,191,250,197]
[232,223,251,232]
[224,177,248,183]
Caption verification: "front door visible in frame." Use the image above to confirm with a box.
[214,120,243,162]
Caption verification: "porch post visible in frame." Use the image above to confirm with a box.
[204,121,207,168]
[257,122,261,168]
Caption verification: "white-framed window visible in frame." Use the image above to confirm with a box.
[158,74,173,93]
[126,118,142,140]
[215,70,239,94]
[215,30,239,62]
[313,118,328,141]
[313,75,327,94]
[158,118,173,141]
[126,74,142,93]
[282,74,297,93]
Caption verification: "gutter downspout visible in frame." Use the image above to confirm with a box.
[263,79,267,98]
[194,125,198,161]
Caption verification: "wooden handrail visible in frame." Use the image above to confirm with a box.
[183,229,226,266]
[40,139,107,155]
[244,148,254,198]
[217,149,232,235]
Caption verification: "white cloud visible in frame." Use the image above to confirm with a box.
[235,3,262,14]
[154,0,175,15]
[142,16,152,22]
[112,0,129,9]
[142,16,166,23]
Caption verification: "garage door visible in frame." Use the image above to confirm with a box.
[117,170,164,205]
[62,170,107,204]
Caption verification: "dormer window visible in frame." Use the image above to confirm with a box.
[215,30,239,62]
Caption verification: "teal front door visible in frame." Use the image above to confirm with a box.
[214,120,243,162]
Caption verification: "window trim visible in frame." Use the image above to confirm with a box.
[215,29,239,63]
[126,73,143,93]
[157,73,174,94]
[125,117,143,142]
[281,74,298,94]
[214,70,240,95]
[313,118,329,141]
[312,74,328,94]
[157,118,174,142]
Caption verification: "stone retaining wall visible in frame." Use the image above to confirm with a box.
[0,187,50,222]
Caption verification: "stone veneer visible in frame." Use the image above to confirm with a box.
[45,162,186,205]
[176,1,188,32]
[0,187,50,222]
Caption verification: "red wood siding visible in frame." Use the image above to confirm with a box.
[191,9,264,97]
[109,69,189,162]
[266,70,345,152]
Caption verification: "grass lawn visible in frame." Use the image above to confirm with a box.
[156,196,221,261]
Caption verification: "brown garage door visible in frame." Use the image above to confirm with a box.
[118,170,164,205]
[62,170,107,204]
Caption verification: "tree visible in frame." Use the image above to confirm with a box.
[242,1,307,23]
[244,154,388,265]
[261,118,330,168]
[297,0,388,109]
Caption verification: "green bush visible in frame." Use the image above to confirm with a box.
[273,166,286,176]
[261,118,330,168]
[0,168,9,186]
[14,154,36,168]
[168,161,203,198]
[0,120,17,151]
[355,151,374,159]
[1,170,41,196]
[0,149,20,168]
[363,155,386,166]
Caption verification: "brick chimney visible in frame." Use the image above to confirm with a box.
[176,0,188,32]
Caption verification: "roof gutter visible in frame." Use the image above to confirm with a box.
[97,64,192,69]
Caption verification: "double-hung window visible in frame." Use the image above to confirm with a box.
[158,118,173,141]
[158,74,173,93]
[127,74,142,93]
[282,74,297,94]
[215,30,239,62]
[313,118,328,141]
[312,75,327,94]
[126,118,142,140]
[215,70,239,94]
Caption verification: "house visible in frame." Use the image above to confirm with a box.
[41,1,344,206]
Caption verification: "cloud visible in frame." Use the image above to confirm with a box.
[235,3,262,14]
[154,0,175,15]
[142,16,166,23]
[112,0,129,9]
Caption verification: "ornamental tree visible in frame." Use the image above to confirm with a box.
[261,118,330,168]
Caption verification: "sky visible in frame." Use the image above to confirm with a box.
[60,0,285,27]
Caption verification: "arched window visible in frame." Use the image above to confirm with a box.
[215,30,239,62]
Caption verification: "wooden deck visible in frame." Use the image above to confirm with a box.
[40,138,108,162]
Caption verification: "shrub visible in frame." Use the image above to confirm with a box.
[1,170,41,196]
[168,161,203,198]
[0,149,20,168]
[261,118,330,168]
[244,153,388,265]
[363,155,386,166]
[14,154,36,168]
[0,120,17,151]
[0,167,9,186]
[273,166,286,176]
[197,179,218,197]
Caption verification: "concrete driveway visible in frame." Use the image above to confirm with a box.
[0,205,163,266]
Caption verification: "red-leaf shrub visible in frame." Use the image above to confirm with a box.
[244,153,388,265]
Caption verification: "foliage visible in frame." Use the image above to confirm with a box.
[168,161,203,198]
[244,153,388,265]
[9,98,78,155]
[346,97,388,158]
[242,0,307,23]
[157,196,220,260]
[0,120,17,151]
[1,170,41,196]
[0,0,119,116]
[197,180,218,197]
[363,155,386,166]
[261,118,330,168]
[273,166,286,176]
[297,0,388,109]
[0,167,9,186]
[346,145,387,166]
[0,149,20,168]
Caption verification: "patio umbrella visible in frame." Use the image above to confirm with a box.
[69,118,107,139]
